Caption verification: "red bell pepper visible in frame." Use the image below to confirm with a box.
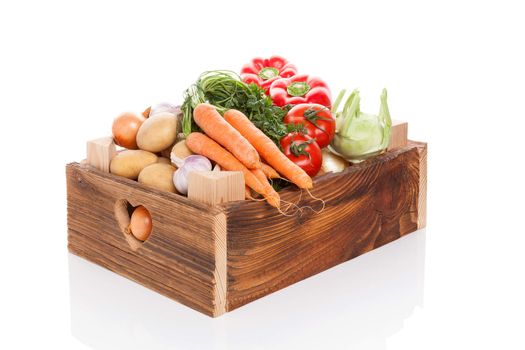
[240,56,297,91]
[269,74,331,108]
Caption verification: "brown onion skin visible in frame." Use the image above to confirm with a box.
[142,106,151,118]
[129,205,152,241]
[112,112,145,149]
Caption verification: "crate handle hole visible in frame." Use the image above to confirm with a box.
[114,199,151,251]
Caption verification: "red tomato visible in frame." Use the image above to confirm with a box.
[284,103,335,148]
[280,132,322,177]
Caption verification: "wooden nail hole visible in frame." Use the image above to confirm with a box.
[114,199,150,251]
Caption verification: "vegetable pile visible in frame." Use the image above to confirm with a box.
[106,55,393,212]
[181,70,289,144]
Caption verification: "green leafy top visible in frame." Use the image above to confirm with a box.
[182,70,289,144]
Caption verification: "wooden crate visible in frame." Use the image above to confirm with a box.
[66,141,427,317]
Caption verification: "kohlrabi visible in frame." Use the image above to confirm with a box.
[329,88,392,162]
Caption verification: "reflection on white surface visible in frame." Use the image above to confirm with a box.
[69,229,426,350]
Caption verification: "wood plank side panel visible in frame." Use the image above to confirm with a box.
[68,231,213,314]
[225,143,425,311]
[212,213,227,316]
[66,163,222,316]
[416,143,427,229]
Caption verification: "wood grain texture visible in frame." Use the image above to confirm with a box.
[86,137,116,172]
[67,163,225,316]
[225,141,426,311]
[388,120,408,150]
[188,171,245,206]
[212,213,227,316]
[67,141,427,317]
[417,143,427,229]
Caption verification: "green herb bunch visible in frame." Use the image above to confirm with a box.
[182,70,289,144]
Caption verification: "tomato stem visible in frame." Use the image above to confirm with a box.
[290,139,315,157]
[303,107,332,133]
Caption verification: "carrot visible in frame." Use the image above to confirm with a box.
[193,103,260,169]
[186,133,280,208]
[251,168,280,203]
[224,109,313,189]
[251,167,269,185]
[260,162,280,179]
[245,186,253,200]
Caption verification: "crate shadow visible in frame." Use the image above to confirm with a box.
[68,229,426,350]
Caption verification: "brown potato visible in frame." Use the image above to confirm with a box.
[110,150,158,179]
[170,140,193,161]
[136,112,178,153]
[138,163,177,193]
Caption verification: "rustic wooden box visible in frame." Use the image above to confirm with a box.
[66,141,427,317]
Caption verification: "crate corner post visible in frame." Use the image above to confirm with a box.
[388,120,408,150]
[187,171,245,206]
[86,137,117,173]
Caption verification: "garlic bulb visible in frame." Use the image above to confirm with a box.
[173,155,212,195]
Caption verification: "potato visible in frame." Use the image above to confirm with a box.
[171,140,193,160]
[110,150,158,179]
[136,112,178,153]
[138,163,177,193]
[156,157,172,164]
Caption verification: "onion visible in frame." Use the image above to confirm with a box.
[148,103,179,117]
[142,106,151,118]
[173,155,212,195]
[128,206,152,241]
[320,149,349,174]
[112,112,145,149]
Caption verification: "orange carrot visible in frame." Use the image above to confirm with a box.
[260,162,280,179]
[245,186,253,200]
[224,109,313,189]
[193,103,260,169]
[251,167,269,185]
[251,168,280,203]
[186,133,279,207]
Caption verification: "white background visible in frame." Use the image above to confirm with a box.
[1,0,524,349]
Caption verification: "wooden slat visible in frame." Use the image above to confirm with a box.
[66,163,224,316]
[417,143,427,229]
[224,141,425,311]
[188,171,245,206]
[86,137,117,172]
[212,213,227,316]
[388,120,408,150]
[68,231,214,314]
